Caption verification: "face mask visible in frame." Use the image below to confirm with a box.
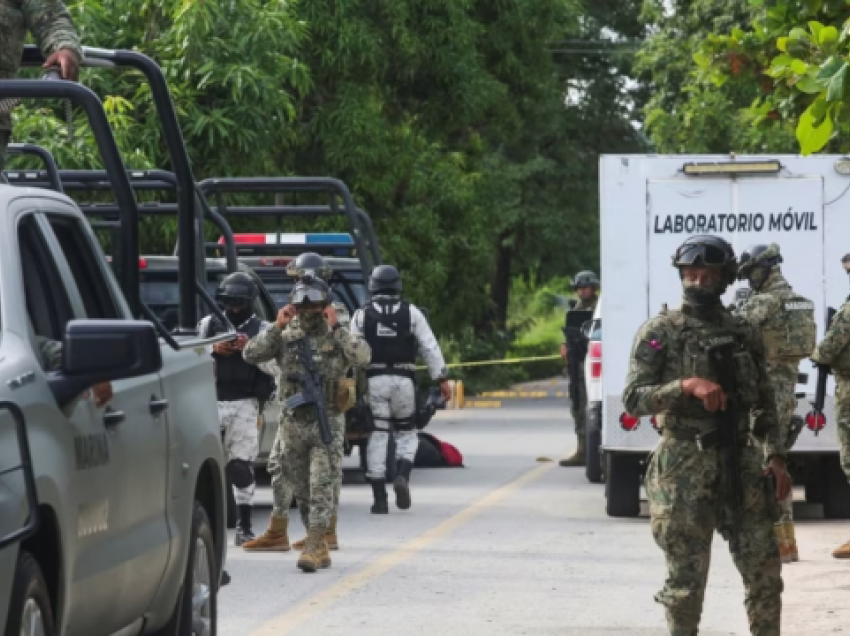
[225,304,252,326]
[298,310,325,331]
[682,277,724,307]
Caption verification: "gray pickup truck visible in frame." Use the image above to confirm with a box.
[1,47,232,636]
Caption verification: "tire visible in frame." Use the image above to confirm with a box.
[4,551,56,636]
[605,453,641,518]
[585,428,603,484]
[823,454,850,519]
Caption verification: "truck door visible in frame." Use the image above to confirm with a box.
[646,174,829,445]
[40,213,171,628]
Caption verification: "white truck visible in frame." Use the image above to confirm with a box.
[598,154,850,518]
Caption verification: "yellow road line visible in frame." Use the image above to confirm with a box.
[249,462,554,635]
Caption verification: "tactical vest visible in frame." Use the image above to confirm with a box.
[830,303,850,375]
[208,315,275,402]
[759,290,816,362]
[363,299,417,366]
[659,309,760,431]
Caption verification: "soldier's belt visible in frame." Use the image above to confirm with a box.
[662,428,753,451]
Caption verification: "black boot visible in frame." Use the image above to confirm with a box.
[394,459,413,510]
[371,480,389,514]
[235,504,255,546]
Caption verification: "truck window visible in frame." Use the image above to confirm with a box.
[139,273,221,331]
[18,217,75,367]
[47,216,119,320]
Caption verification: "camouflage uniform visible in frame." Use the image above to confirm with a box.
[243,315,369,530]
[0,0,82,168]
[623,303,783,636]
[734,269,815,536]
[568,295,598,438]
[812,300,850,482]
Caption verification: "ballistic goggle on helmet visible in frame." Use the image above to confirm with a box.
[737,243,782,281]
[289,279,331,307]
[671,235,738,284]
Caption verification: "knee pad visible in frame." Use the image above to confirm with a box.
[226,459,255,489]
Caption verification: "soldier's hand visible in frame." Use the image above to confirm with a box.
[766,457,792,502]
[276,305,296,329]
[323,304,338,326]
[45,49,79,81]
[92,382,113,408]
[682,378,727,412]
[213,341,235,356]
[440,379,452,402]
[559,343,567,360]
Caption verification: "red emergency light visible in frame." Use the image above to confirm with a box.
[805,411,826,433]
[259,257,292,267]
[224,234,266,244]
[620,413,640,431]
[139,257,148,269]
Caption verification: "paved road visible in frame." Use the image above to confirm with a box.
[219,406,850,635]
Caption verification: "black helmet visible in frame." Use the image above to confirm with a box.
[289,278,331,307]
[572,270,600,290]
[286,251,333,282]
[216,272,258,306]
[369,265,402,294]
[671,234,738,284]
[842,253,850,267]
[737,243,782,281]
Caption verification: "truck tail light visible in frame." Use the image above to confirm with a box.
[259,257,292,267]
[589,341,602,379]
[139,257,147,269]
[620,413,640,431]
[805,411,826,433]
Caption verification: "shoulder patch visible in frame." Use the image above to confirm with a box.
[635,333,665,364]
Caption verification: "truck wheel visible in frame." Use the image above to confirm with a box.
[823,455,850,519]
[605,453,641,518]
[5,551,55,636]
[585,428,603,484]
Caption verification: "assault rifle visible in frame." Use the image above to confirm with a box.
[284,337,332,445]
[809,307,837,436]
[707,343,744,547]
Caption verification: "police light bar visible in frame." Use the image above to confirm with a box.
[682,160,781,176]
[223,233,354,245]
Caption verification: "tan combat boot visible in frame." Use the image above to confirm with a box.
[293,514,339,551]
[242,516,291,552]
[785,522,799,562]
[832,537,850,559]
[297,526,331,573]
[774,524,792,564]
[559,435,586,467]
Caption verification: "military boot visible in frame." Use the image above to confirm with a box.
[832,537,850,559]
[293,514,339,551]
[235,504,255,547]
[785,522,799,562]
[371,480,389,514]
[774,524,792,564]
[297,526,331,573]
[559,435,586,467]
[394,459,413,510]
[242,515,291,552]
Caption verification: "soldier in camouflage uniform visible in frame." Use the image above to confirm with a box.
[734,243,816,564]
[284,252,350,552]
[559,270,599,467]
[812,252,850,560]
[0,0,82,169]
[623,235,791,636]
[241,277,370,572]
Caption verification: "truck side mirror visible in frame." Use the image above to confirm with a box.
[48,320,163,408]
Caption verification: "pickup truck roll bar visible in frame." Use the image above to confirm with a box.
[4,143,64,192]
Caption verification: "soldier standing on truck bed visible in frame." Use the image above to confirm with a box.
[812,252,850,560]
[734,243,816,564]
[622,234,791,636]
[350,265,452,514]
[241,277,370,572]
[559,270,599,467]
[198,273,276,546]
[0,0,82,169]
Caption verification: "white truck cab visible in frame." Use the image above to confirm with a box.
[599,154,850,518]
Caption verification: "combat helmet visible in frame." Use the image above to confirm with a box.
[571,270,600,290]
[737,243,783,281]
[671,234,738,285]
[369,265,403,295]
[216,272,258,306]
[286,251,333,282]
[289,278,331,307]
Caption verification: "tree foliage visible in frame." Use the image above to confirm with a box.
[10,0,643,350]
